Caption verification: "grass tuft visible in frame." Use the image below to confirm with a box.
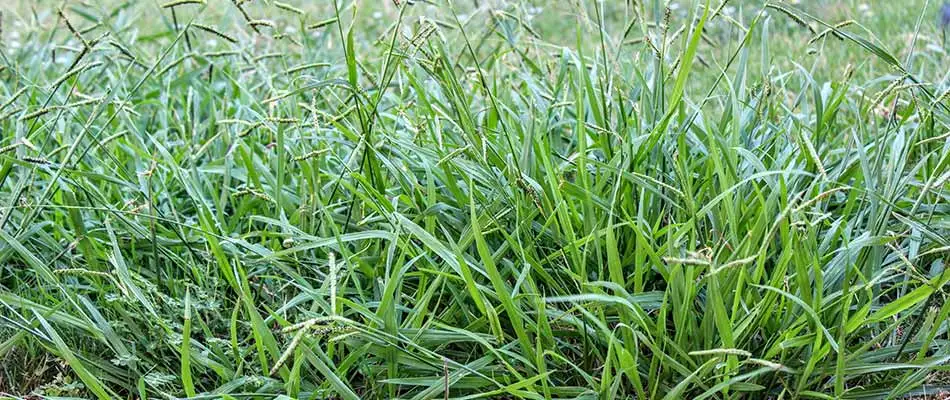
[0,0,948,399]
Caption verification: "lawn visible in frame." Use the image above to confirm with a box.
[1,0,949,399]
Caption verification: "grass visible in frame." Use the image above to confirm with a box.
[0,0,948,398]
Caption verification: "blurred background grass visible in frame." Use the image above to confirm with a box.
[4,0,946,103]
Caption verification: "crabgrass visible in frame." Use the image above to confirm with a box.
[1,0,949,399]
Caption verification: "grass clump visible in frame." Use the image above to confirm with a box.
[1,0,949,399]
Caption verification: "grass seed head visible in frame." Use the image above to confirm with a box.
[274,1,304,15]
[161,0,205,8]
[192,23,238,44]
